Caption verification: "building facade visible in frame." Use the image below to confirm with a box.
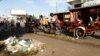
[81,0,94,3]
[67,0,81,8]
[67,0,100,8]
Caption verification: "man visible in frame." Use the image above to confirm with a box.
[77,15,83,26]
[89,16,94,26]
[16,18,20,28]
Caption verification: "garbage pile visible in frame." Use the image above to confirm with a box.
[2,36,45,55]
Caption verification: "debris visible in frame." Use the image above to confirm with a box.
[3,36,45,55]
[17,39,33,52]
[4,36,19,46]
[0,41,6,51]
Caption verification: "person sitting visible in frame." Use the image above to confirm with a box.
[88,16,94,27]
[96,17,100,23]
[77,15,83,26]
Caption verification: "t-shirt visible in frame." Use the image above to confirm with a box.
[41,18,48,25]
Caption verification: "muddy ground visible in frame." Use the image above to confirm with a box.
[0,28,100,56]
[20,33,100,56]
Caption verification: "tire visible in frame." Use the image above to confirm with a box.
[55,30,60,35]
[75,28,85,39]
[55,27,60,35]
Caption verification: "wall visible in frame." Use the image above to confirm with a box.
[67,0,81,8]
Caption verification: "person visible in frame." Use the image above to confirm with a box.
[40,16,49,32]
[77,15,83,26]
[96,17,100,23]
[41,17,48,27]
[49,17,56,28]
[33,19,40,28]
[90,16,93,22]
[49,13,56,27]
[77,19,82,25]
[88,16,94,26]
[26,16,35,32]
[11,19,15,27]
[16,18,20,28]
[55,17,61,34]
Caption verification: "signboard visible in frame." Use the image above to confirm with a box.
[82,0,100,7]
[67,0,75,2]
[11,9,27,15]
[65,14,70,19]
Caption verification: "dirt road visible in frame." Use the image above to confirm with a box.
[21,33,100,56]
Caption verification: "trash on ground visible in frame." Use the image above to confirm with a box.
[2,36,45,55]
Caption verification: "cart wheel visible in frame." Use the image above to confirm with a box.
[76,28,85,39]
[55,27,60,35]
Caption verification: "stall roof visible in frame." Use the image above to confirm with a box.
[51,11,70,15]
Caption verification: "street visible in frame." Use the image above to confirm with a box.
[20,33,100,56]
